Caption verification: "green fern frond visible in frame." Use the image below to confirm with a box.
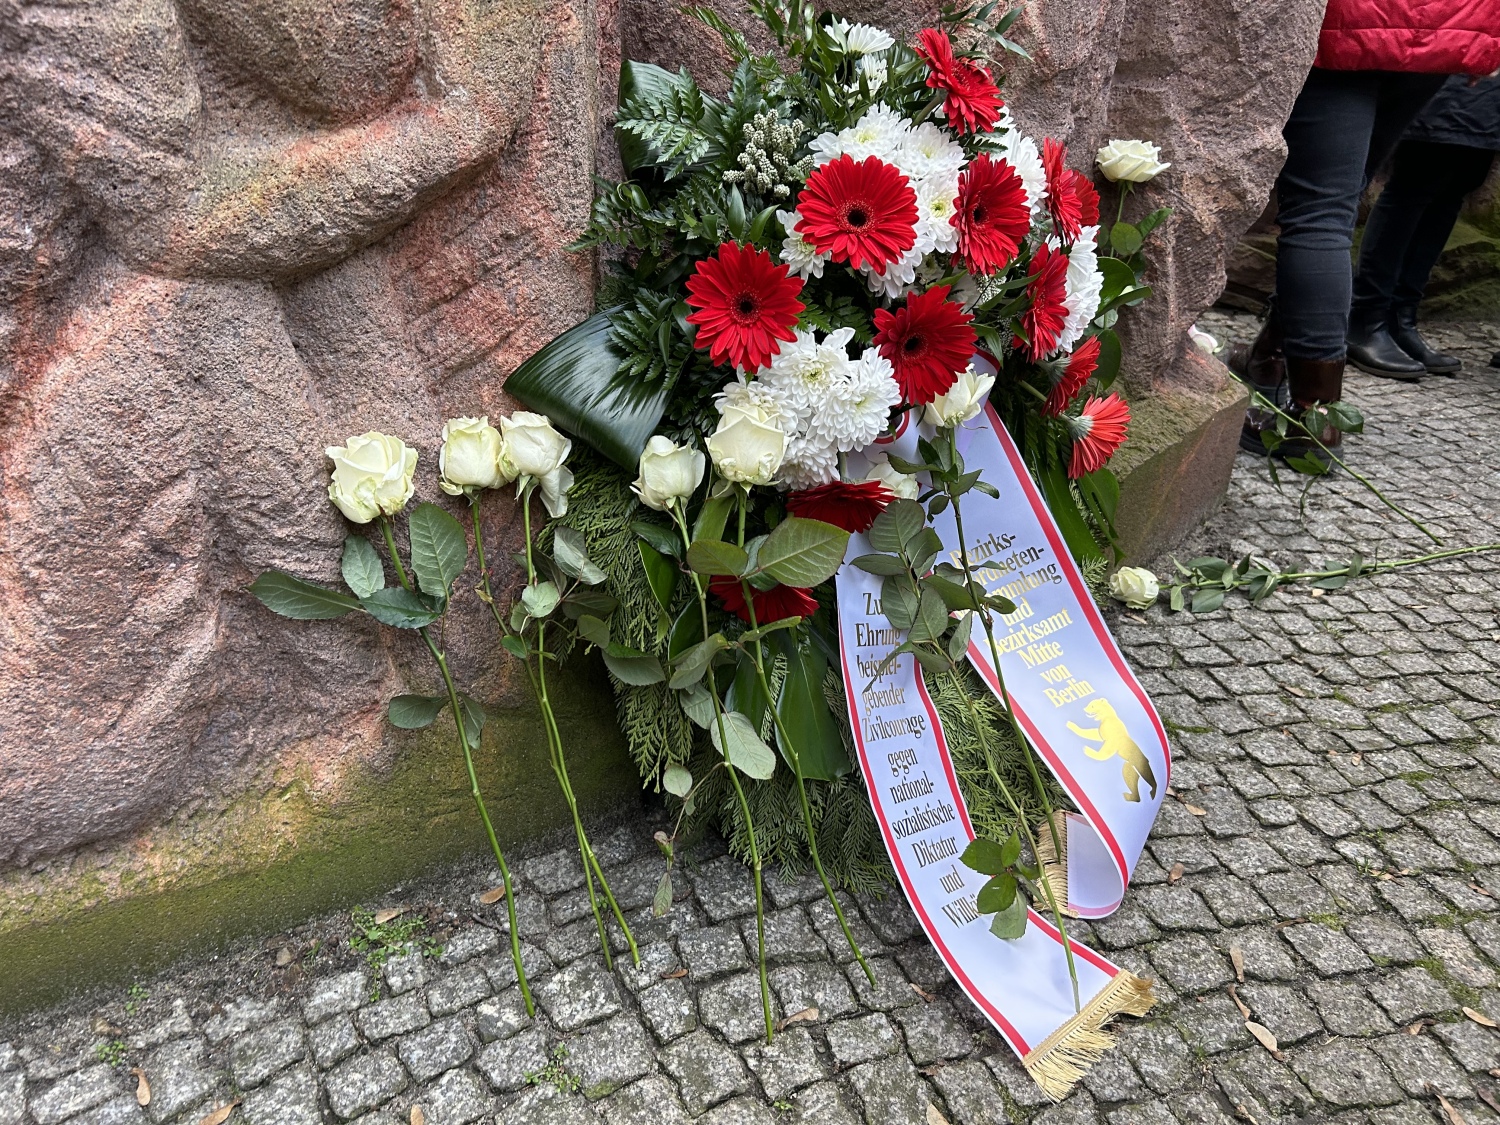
[617,69,714,179]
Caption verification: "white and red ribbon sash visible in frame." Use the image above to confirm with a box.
[837,361,1169,1085]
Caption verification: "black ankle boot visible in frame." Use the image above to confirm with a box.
[1391,306,1460,374]
[1230,311,1288,455]
[1346,306,1425,379]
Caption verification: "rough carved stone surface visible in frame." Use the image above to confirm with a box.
[0,0,1323,900]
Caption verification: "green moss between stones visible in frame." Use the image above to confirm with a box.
[0,655,636,1015]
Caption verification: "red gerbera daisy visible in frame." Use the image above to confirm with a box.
[1043,139,1100,245]
[1066,393,1131,478]
[1044,336,1101,417]
[1016,242,1070,361]
[953,154,1031,276]
[710,576,820,625]
[797,155,918,275]
[685,242,806,373]
[872,285,977,405]
[915,28,1004,135]
[785,480,895,534]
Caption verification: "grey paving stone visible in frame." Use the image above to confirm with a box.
[1080,1036,1151,1102]
[566,1013,654,1101]
[697,972,772,1045]
[1346,914,1425,965]
[658,1031,750,1115]
[676,926,748,984]
[1306,981,1397,1038]
[753,907,827,965]
[1417,927,1498,989]
[598,1076,691,1125]
[427,962,493,1017]
[242,1064,322,1125]
[742,1026,823,1101]
[1288,1041,1403,1108]
[382,952,431,995]
[845,1055,931,1125]
[1369,1034,1470,1098]
[420,1067,492,1125]
[475,986,533,1043]
[699,1095,777,1125]
[1152,934,1234,994]
[770,961,860,1019]
[1282,923,1375,975]
[1432,1020,1500,1072]
[788,1080,860,1125]
[843,956,919,1013]
[69,1096,147,1125]
[1136,885,1218,931]
[1237,984,1323,1045]
[304,971,368,1024]
[1369,967,1458,1024]
[310,1015,361,1070]
[474,1027,550,1094]
[143,1038,219,1123]
[325,1049,408,1120]
[1119,1023,1193,1095]
[356,991,430,1041]
[1194,877,1275,926]
[536,960,621,1032]
[929,1058,1015,1125]
[439,924,501,966]
[892,999,973,1066]
[687,856,757,923]
[30,1065,121,1125]
[397,1015,474,1084]
[204,998,279,1044]
[637,979,696,1043]
[0,1071,22,1125]
[231,1016,307,1089]
[825,1012,900,1068]
[1172,992,1253,1055]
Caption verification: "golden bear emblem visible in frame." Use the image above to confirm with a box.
[1067,699,1158,803]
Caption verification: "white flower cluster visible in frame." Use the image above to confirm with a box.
[828,19,894,95]
[712,328,901,490]
[1055,224,1104,357]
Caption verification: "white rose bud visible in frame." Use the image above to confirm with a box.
[326,431,418,524]
[438,416,510,496]
[1108,566,1160,610]
[923,365,996,428]
[500,411,572,479]
[706,401,788,486]
[537,465,574,519]
[862,453,918,500]
[633,435,706,511]
[1095,139,1170,184]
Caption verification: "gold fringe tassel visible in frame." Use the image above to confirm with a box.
[1022,970,1157,1101]
[1033,811,1075,918]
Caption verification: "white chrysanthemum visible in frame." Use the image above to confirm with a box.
[810,103,909,165]
[991,128,1047,216]
[894,122,967,183]
[914,174,960,255]
[1055,225,1103,355]
[777,209,830,279]
[810,349,900,452]
[831,19,895,54]
[757,328,856,423]
[778,433,841,491]
[715,374,792,424]
[862,243,924,300]
[849,54,888,95]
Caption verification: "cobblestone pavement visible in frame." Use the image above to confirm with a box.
[3,315,1499,1125]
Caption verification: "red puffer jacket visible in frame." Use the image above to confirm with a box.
[1316,0,1500,75]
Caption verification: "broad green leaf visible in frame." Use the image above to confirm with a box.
[867,499,925,555]
[924,575,978,612]
[653,871,673,917]
[505,310,672,469]
[754,517,849,588]
[602,645,666,685]
[773,634,851,781]
[961,837,1008,876]
[387,694,447,730]
[678,683,716,728]
[554,526,606,585]
[458,694,488,749]
[999,831,1022,869]
[725,651,770,739]
[341,537,386,599]
[639,541,678,612]
[977,873,1017,914]
[881,575,920,632]
[250,571,362,620]
[576,613,611,648]
[561,588,619,620]
[1110,221,1143,257]
[408,503,468,599]
[669,633,729,690]
[1190,588,1226,614]
[522,581,562,619]
[906,587,951,645]
[1036,462,1104,564]
[1093,329,1121,387]
[631,519,682,559]
[360,587,443,628]
[501,634,528,659]
[692,494,733,544]
[662,764,693,797]
[989,892,1028,940]
[711,711,777,780]
[686,539,748,577]
[853,553,908,576]
[946,610,974,662]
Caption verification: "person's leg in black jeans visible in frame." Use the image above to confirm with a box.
[1354,139,1497,372]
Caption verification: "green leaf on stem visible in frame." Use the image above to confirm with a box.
[662,764,693,797]
[669,633,729,689]
[852,552,907,576]
[692,494,733,544]
[999,831,1022,869]
[500,634,528,659]
[976,872,1017,914]
[631,519,682,559]
[554,526,607,585]
[638,541,678,611]
[652,871,673,917]
[946,610,974,662]
[906,587,951,645]
[754,517,850,587]
[341,537,386,599]
[1109,221,1143,257]
[387,694,447,729]
[988,893,1028,940]
[711,710,777,779]
[678,683,716,728]
[961,837,1009,876]
[561,588,619,620]
[880,575,920,631]
[773,634,851,781]
[408,503,468,600]
[602,644,666,685]
[867,499,926,555]
[924,575,977,612]
[686,539,749,577]
[521,581,562,619]
[458,694,488,749]
[1190,588,1226,614]
[250,571,362,620]
[576,614,611,648]
[361,587,443,628]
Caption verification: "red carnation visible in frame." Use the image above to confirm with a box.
[1043,139,1100,245]
[786,480,895,534]
[685,242,806,373]
[710,576,820,625]
[954,154,1031,276]
[872,285,977,405]
[797,155,918,275]
[915,28,1004,135]
[1066,393,1131,478]
[1016,242,1070,361]
[1044,336,1101,417]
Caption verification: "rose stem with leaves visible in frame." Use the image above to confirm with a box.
[668,500,774,1044]
[734,489,876,987]
[941,428,1082,1011]
[518,486,639,969]
[379,514,533,1016]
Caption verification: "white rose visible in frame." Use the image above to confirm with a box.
[706,400,787,486]
[1108,566,1160,610]
[537,465,574,519]
[438,416,510,496]
[500,412,571,479]
[1188,324,1220,354]
[862,453,918,500]
[923,366,996,428]
[1095,139,1170,184]
[633,435,706,511]
[326,431,418,524]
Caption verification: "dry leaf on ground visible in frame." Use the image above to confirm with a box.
[1229,944,1245,983]
[910,983,937,1003]
[1465,1007,1498,1028]
[372,907,407,925]
[659,967,688,980]
[776,1006,819,1031]
[1245,1021,1279,1055]
[1227,985,1251,1020]
[1184,803,1207,816]
[411,1107,426,1125]
[129,1068,150,1106]
[926,1104,951,1125]
[1429,1084,1467,1125]
[477,887,507,905]
[274,947,294,968]
[1168,863,1185,885]
[198,1100,239,1125]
